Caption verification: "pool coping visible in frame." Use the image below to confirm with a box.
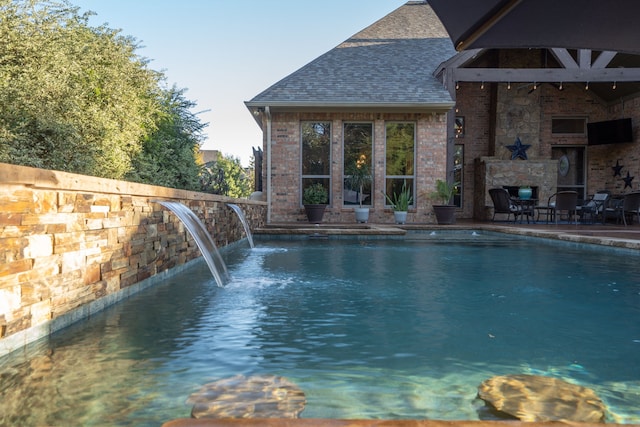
[255,222,640,251]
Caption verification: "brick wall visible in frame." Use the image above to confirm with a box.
[265,111,448,224]
[0,163,266,356]
[586,98,640,194]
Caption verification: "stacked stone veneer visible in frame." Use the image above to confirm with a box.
[0,163,266,356]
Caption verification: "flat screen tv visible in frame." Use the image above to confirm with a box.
[587,118,633,145]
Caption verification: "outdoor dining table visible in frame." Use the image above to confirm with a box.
[513,198,537,224]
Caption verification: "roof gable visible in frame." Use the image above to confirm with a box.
[246,1,456,110]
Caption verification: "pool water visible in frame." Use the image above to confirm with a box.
[1,233,639,426]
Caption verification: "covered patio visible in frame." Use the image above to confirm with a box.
[429,0,640,222]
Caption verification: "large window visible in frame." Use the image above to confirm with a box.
[301,122,331,205]
[343,123,373,206]
[385,123,415,206]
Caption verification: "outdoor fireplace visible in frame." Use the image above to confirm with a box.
[475,156,558,220]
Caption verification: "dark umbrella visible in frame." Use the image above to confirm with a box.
[428,0,640,55]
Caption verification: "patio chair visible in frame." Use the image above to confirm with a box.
[604,198,624,224]
[551,191,579,224]
[620,191,640,226]
[579,190,610,224]
[489,188,522,222]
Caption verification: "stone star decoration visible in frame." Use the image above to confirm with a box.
[505,137,531,160]
[623,171,634,189]
[612,160,623,177]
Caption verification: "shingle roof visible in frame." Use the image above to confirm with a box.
[246,1,456,110]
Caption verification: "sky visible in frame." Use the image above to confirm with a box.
[72,0,408,166]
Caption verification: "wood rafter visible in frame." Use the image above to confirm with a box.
[451,67,640,83]
[446,48,639,83]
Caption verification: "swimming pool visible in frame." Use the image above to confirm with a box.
[1,232,639,425]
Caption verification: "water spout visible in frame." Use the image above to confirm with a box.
[226,204,254,249]
[156,201,229,287]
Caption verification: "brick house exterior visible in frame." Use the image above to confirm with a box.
[246,1,640,224]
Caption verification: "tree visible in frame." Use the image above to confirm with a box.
[200,154,252,198]
[126,86,207,190]
[0,0,161,179]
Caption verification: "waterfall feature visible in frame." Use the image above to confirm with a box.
[157,201,229,287]
[226,203,255,249]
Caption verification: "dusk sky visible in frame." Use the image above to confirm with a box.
[73,1,407,166]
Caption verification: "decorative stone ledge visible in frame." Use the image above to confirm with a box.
[0,163,266,357]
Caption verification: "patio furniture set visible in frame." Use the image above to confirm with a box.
[489,188,640,226]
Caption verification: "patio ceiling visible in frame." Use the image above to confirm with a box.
[428,0,640,103]
[428,0,640,55]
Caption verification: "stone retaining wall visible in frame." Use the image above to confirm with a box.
[0,163,266,356]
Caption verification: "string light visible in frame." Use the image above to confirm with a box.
[559,82,563,90]
[455,81,459,90]
[507,82,511,90]
[585,82,589,90]
[480,81,485,90]
[533,82,537,90]
[613,81,617,90]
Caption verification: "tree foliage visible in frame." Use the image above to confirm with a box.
[0,0,165,179]
[125,87,205,190]
[200,155,252,198]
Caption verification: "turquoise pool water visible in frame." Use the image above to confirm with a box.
[1,232,639,425]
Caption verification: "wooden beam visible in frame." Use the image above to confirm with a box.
[592,51,617,69]
[551,48,578,69]
[452,67,640,82]
[578,49,592,69]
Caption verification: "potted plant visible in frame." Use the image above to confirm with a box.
[303,183,328,223]
[345,156,372,223]
[429,179,459,224]
[383,180,413,224]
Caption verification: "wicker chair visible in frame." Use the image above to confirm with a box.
[538,191,579,224]
[553,191,579,224]
[579,190,610,224]
[489,188,522,222]
[621,192,640,226]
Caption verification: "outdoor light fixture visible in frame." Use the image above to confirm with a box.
[533,82,537,90]
[559,82,563,90]
[456,81,459,90]
[585,82,590,90]
[613,81,617,90]
[481,81,485,89]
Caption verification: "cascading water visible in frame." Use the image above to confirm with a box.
[226,203,254,249]
[156,201,229,287]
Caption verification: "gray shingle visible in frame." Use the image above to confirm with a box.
[247,1,456,108]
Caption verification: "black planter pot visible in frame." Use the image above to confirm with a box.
[433,205,456,224]
[304,204,327,223]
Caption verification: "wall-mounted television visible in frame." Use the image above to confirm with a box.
[587,118,633,145]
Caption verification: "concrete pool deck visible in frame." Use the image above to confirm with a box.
[162,221,640,427]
